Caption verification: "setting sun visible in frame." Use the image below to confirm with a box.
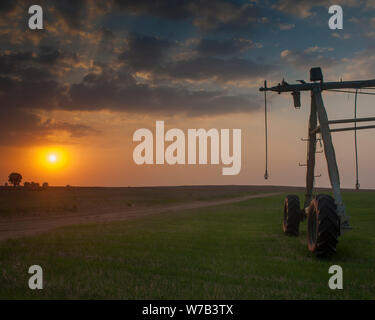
[34,147,69,171]
[48,154,57,163]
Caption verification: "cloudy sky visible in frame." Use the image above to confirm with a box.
[1,0,375,187]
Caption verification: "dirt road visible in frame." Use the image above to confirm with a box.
[0,192,280,241]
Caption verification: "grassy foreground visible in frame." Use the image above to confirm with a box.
[0,191,374,299]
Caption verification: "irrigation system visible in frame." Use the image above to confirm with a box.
[260,67,375,257]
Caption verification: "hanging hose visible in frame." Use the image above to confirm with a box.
[264,80,269,180]
[354,89,360,190]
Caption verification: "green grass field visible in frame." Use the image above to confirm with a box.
[0,190,374,299]
[0,185,267,217]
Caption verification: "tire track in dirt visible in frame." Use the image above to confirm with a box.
[0,192,281,241]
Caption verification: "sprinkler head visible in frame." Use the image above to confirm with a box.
[291,91,301,109]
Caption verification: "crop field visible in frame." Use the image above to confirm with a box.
[0,187,374,299]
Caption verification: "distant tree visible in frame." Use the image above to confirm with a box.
[24,182,31,189]
[42,182,49,189]
[4,182,8,187]
[8,172,22,187]
[30,182,40,190]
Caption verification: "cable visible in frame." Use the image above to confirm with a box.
[354,89,360,190]
[264,80,269,180]
[330,88,362,189]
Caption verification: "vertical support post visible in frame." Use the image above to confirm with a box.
[305,91,317,208]
[313,87,350,225]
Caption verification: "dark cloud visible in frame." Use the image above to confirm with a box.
[0,107,95,146]
[0,49,73,109]
[0,47,91,145]
[54,0,87,30]
[98,27,117,52]
[17,66,55,82]
[119,34,173,71]
[273,0,326,17]
[157,56,274,82]
[0,76,66,110]
[43,120,98,138]
[113,0,192,20]
[196,38,254,57]
[273,0,360,18]
[0,1,269,142]
[119,34,274,82]
[0,47,83,119]
[189,1,259,32]
[36,46,61,64]
[280,48,339,70]
[0,52,33,74]
[0,39,270,118]
[70,79,261,116]
[68,65,262,116]
[0,47,82,81]
[0,0,16,14]
[114,0,260,32]
[0,108,43,145]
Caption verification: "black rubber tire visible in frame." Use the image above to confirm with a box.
[283,195,300,236]
[307,194,339,257]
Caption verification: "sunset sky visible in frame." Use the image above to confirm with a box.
[1,0,375,188]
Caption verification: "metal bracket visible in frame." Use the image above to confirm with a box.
[314,174,322,178]
[301,137,322,144]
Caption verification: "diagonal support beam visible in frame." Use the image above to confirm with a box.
[313,88,349,225]
[304,92,317,208]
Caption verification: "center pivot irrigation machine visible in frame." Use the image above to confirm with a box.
[260,67,375,257]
